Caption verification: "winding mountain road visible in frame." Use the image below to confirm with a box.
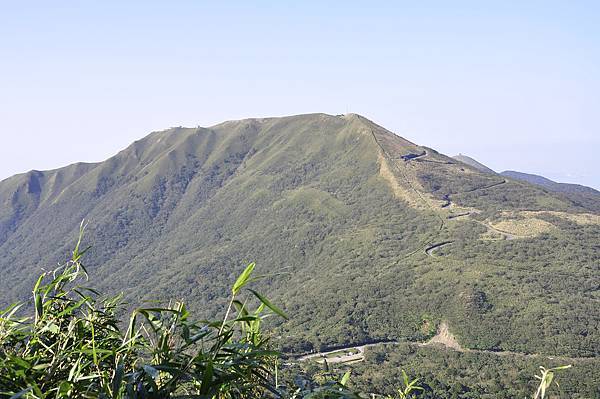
[425,241,453,256]
[296,322,595,365]
[481,222,521,240]
[447,212,470,219]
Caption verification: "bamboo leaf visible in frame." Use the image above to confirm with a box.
[340,371,351,386]
[9,388,32,399]
[248,289,288,320]
[200,359,214,395]
[232,263,255,295]
[111,364,125,398]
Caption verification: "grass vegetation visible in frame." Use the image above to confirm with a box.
[0,114,598,396]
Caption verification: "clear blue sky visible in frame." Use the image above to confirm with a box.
[1,1,599,188]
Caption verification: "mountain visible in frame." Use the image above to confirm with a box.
[500,170,600,214]
[452,154,496,174]
[1,113,599,396]
[501,170,599,195]
[449,155,600,211]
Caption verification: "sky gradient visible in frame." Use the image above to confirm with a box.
[1,1,599,188]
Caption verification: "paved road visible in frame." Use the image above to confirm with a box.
[424,241,453,256]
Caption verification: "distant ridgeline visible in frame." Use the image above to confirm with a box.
[451,153,599,209]
[1,113,599,396]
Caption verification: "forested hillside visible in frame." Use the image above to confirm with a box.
[1,113,598,396]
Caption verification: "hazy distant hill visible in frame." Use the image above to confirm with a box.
[501,170,599,195]
[450,154,600,210]
[498,170,600,214]
[1,114,598,394]
[452,154,496,174]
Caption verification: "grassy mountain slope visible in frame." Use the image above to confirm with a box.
[501,170,598,194]
[452,154,496,174]
[1,114,598,366]
[500,170,600,213]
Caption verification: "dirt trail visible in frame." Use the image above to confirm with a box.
[295,323,452,364]
[416,159,454,164]
[480,221,520,240]
[377,152,427,210]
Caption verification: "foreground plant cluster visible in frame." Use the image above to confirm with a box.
[0,227,358,398]
[0,228,570,398]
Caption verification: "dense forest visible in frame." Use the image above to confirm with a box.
[0,237,585,398]
[290,344,598,398]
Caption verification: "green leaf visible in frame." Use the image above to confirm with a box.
[200,359,214,395]
[550,365,572,371]
[33,275,45,323]
[55,298,88,318]
[111,363,125,396]
[232,263,255,295]
[9,388,32,399]
[248,289,288,320]
[68,358,82,382]
[233,316,260,322]
[402,369,409,387]
[232,299,249,317]
[72,220,87,260]
[58,381,72,395]
[32,273,44,294]
[340,371,351,386]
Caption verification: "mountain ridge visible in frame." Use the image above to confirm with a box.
[1,114,598,369]
[448,153,600,210]
[501,170,600,195]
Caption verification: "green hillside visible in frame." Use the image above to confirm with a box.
[1,113,599,396]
